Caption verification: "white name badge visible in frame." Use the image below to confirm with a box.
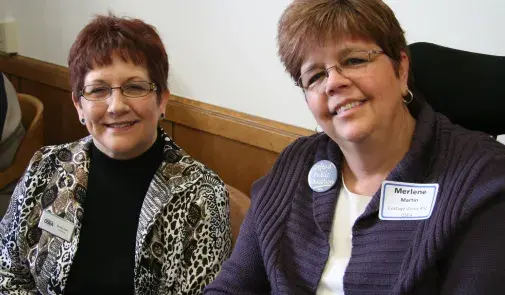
[379,181,439,220]
[38,210,75,242]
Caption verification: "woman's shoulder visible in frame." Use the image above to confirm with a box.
[29,136,92,167]
[27,136,92,168]
[435,112,505,165]
[277,132,325,162]
[159,136,226,189]
[433,114,505,212]
[249,133,325,204]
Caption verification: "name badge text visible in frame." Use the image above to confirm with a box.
[38,210,75,242]
[379,181,438,220]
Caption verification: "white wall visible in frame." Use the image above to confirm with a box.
[0,0,504,133]
[385,0,505,56]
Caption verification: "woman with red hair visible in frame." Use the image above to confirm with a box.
[0,15,231,295]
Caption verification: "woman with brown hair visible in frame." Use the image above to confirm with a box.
[206,0,505,294]
[0,15,231,295]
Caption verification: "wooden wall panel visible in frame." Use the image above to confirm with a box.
[166,96,313,154]
[21,80,87,145]
[0,56,71,91]
[159,120,174,138]
[173,125,278,195]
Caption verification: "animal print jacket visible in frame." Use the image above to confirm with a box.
[0,131,232,295]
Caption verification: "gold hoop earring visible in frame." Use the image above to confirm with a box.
[403,89,414,105]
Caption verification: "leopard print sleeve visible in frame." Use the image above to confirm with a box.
[177,175,232,295]
[0,148,50,295]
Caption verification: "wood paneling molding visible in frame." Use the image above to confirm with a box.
[0,55,71,91]
[174,124,279,194]
[0,55,312,153]
[166,96,313,153]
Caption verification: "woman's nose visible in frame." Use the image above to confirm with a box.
[324,67,352,96]
[107,89,130,114]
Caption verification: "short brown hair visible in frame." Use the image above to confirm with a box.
[68,14,168,100]
[277,0,409,83]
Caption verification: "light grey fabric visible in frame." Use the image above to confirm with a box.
[0,181,16,218]
[0,73,25,172]
[0,122,24,172]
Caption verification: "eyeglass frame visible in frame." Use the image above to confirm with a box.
[78,81,158,101]
[295,49,385,91]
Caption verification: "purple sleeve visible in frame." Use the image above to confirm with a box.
[440,199,505,294]
[204,178,271,295]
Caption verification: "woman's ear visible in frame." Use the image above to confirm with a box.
[72,92,83,119]
[399,50,410,86]
[159,89,170,116]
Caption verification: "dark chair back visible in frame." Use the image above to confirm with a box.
[409,42,505,137]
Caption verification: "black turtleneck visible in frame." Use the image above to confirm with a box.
[64,135,164,295]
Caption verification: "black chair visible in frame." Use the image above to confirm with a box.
[409,42,505,137]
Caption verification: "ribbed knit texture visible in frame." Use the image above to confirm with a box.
[205,103,505,295]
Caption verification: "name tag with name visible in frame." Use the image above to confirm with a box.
[379,181,439,220]
[38,210,75,242]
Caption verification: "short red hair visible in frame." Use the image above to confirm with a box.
[68,14,168,100]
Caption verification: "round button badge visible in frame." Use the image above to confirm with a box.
[308,160,338,193]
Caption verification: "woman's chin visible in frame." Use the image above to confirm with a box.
[328,112,377,142]
[333,124,374,144]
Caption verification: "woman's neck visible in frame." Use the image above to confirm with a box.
[339,108,416,196]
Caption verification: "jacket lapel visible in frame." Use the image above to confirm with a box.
[360,105,437,220]
[311,136,343,240]
[37,137,91,295]
[134,133,203,271]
